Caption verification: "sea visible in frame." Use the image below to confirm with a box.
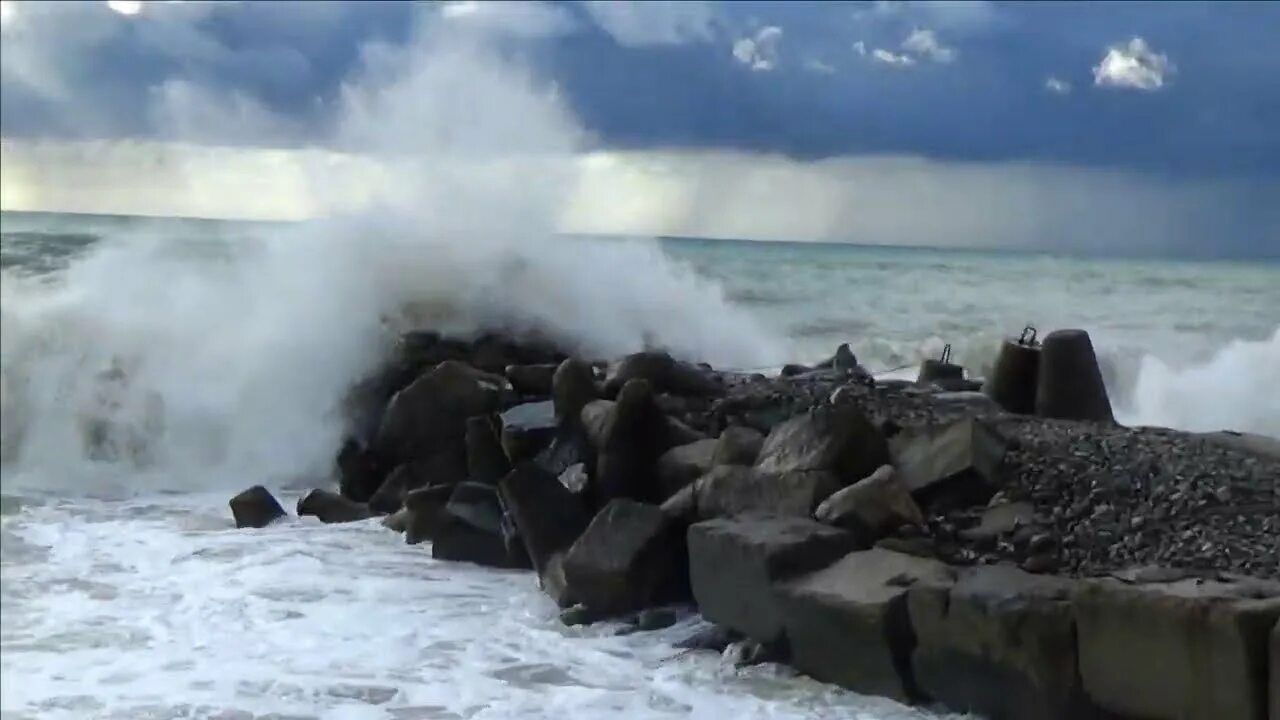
[2,209,1278,720]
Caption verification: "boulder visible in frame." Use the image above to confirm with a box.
[726,639,787,669]
[655,439,717,500]
[297,489,375,524]
[403,484,455,545]
[712,426,764,466]
[910,564,1094,720]
[890,418,1007,511]
[381,508,410,533]
[959,501,1035,543]
[499,400,557,464]
[580,399,614,449]
[694,465,842,521]
[687,517,858,645]
[432,482,531,569]
[1035,329,1114,423]
[674,624,741,653]
[561,499,687,615]
[368,451,466,515]
[592,380,668,505]
[774,548,955,703]
[468,332,564,375]
[539,552,575,608]
[336,438,383,503]
[663,415,708,448]
[755,405,889,484]
[374,360,505,464]
[829,343,860,368]
[534,430,589,479]
[917,359,964,386]
[780,363,810,377]
[465,415,510,485]
[1073,576,1280,720]
[604,351,722,398]
[497,462,591,577]
[505,363,557,396]
[558,462,589,495]
[229,485,287,529]
[813,465,923,543]
[552,358,597,428]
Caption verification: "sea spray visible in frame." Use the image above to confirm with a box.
[1118,327,1280,436]
[0,24,782,490]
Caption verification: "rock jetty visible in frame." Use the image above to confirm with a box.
[231,328,1280,720]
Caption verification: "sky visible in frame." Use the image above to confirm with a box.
[1,0,1278,258]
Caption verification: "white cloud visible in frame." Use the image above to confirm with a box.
[1044,76,1072,94]
[438,1,575,39]
[1093,37,1172,91]
[872,48,915,67]
[581,1,715,46]
[5,140,1274,260]
[861,27,954,69]
[901,28,955,63]
[732,26,781,72]
[805,58,835,75]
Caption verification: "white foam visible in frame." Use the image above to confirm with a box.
[0,26,781,492]
[0,493,952,720]
[1117,326,1280,436]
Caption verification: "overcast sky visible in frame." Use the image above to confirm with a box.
[1,0,1278,258]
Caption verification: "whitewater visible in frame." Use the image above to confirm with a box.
[3,23,1279,720]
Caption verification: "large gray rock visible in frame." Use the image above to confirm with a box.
[297,489,375,524]
[775,548,955,703]
[604,351,722,398]
[688,517,857,645]
[465,415,510,485]
[336,438,383,502]
[813,465,923,543]
[755,405,889,484]
[580,399,615,449]
[375,360,505,463]
[497,462,591,578]
[229,485,287,529]
[432,481,531,569]
[890,418,1006,511]
[505,363,557,396]
[499,400,557,464]
[591,380,668,505]
[561,499,687,615]
[1073,575,1280,720]
[552,358,598,428]
[694,465,841,520]
[368,451,466,515]
[910,564,1095,720]
[712,426,765,466]
[656,439,717,500]
[403,484,455,544]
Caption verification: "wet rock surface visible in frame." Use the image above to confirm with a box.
[239,329,1280,720]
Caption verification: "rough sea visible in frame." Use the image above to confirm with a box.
[2,210,1277,720]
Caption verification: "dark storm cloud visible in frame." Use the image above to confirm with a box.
[2,0,1278,179]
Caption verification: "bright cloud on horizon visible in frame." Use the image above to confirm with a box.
[5,138,1273,260]
[1093,37,1173,91]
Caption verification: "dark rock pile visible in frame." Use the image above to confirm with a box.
[228,328,1280,720]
